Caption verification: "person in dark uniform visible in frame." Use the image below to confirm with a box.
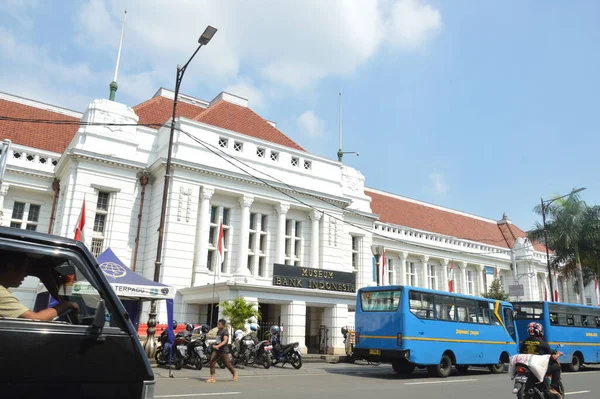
[519,322,563,398]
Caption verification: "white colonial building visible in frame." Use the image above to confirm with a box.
[1,89,597,354]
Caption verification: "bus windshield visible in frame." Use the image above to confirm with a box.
[361,290,401,312]
[513,302,543,319]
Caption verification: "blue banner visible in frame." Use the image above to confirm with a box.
[485,266,495,275]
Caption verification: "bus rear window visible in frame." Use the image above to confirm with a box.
[514,303,543,319]
[361,290,401,312]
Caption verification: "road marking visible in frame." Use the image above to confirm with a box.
[155,393,241,398]
[404,378,478,385]
[566,391,591,395]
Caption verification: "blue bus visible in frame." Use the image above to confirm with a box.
[353,285,519,378]
[513,301,600,372]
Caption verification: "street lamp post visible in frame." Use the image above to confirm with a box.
[541,187,586,302]
[144,26,217,360]
[371,245,384,286]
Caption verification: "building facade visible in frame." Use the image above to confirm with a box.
[1,89,597,355]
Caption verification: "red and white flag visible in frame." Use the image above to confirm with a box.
[448,260,455,293]
[380,250,387,285]
[216,221,224,274]
[73,195,86,242]
[595,276,599,306]
[553,266,560,302]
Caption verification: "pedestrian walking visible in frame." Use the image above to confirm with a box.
[206,318,237,383]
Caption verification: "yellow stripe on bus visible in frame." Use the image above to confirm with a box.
[361,335,515,345]
[403,336,514,345]
[547,342,600,347]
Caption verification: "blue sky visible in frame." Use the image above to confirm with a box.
[1,0,598,231]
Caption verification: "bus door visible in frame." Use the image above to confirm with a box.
[501,305,517,343]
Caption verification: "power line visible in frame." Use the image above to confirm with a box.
[1,114,546,260]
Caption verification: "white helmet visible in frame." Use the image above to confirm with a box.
[234,329,244,340]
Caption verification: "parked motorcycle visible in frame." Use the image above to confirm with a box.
[271,332,302,369]
[244,338,272,369]
[510,345,565,399]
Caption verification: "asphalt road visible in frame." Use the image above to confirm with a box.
[153,361,599,399]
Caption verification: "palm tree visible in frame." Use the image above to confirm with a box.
[219,297,261,331]
[529,191,588,304]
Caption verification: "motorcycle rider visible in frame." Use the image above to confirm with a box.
[270,325,283,362]
[159,320,177,358]
[519,322,563,398]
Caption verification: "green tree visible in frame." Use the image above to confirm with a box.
[219,297,261,331]
[529,191,595,303]
[483,277,510,301]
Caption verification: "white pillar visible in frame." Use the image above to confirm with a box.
[309,209,321,269]
[529,264,540,301]
[460,262,468,294]
[421,255,430,289]
[235,195,254,280]
[442,259,449,292]
[192,186,214,284]
[324,304,348,355]
[477,264,485,296]
[275,203,290,264]
[281,300,307,353]
[399,252,407,285]
[0,183,9,226]
[541,273,549,300]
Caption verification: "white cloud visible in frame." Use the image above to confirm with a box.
[75,0,442,95]
[223,78,266,109]
[428,171,448,195]
[388,0,442,48]
[297,111,325,138]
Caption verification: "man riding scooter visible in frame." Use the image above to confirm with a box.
[519,322,563,399]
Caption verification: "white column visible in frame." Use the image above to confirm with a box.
[460,261,468,294]
[541,272,549,300]
[275,203,290,264]
[235,195,254,279]
[192,186,214,283]
[309,209,321,269]
[399,252,407,285]
[421,255,430,289]
[477,264,485,296]
[324,304,348,355]
[281,300,307,353]
[529,264,540,301]
[0,183,9,226]
[442,259,449,292]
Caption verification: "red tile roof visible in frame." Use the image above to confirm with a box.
[133,96,206,127]
[0,99,79,153]
[367,188,546,252]
[193,100,305,151]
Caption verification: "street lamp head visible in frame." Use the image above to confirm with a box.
[199,26,218,45]
[371,245,384,259]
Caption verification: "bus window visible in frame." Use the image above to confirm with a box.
[567,315,574,326]
[596,316,600,327]
[581,315,588,327]
[550,313,559,325]
[476,301,491,324]
[455,297,477,323]
[434,295,455,321]
[360,290,401,312]
[409,290,434,319]
[513,303,543,319]
[573,315,582,327]
[558,313,568,325]
[503,307,517,341]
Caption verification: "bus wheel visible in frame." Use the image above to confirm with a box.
[564,353,582,372]
[488,362,505,374]
[392,360,415,375]
[455,365,469,374]
[427,355,452,378]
